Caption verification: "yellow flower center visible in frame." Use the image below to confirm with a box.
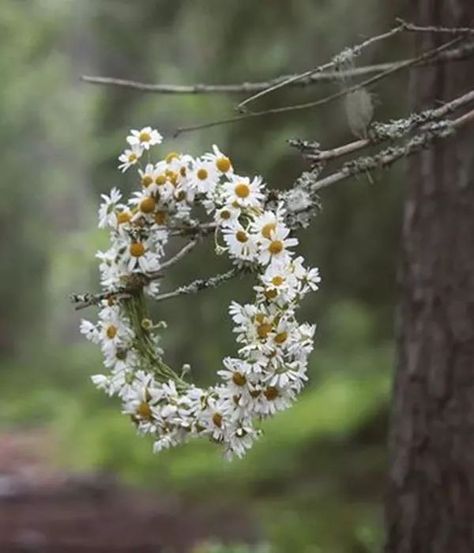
[212,413,223,428]
[264,289,278,300]
[106,324,117,339]
[250,389,261,398]
[166,170,178,186]
[165,151,179,163]
[269,240,284,255]
[175,190,186,201]
[264,386,279,401]
[128,153,137,162]
[271,275,285,286]
[130,242,145,257]
[235,183,250,198]
[274,331,288,344]
[140,196,156,214]
[180,166,187,177]
[220,209,231,220]
[232,372,247,386]
[197,168,208,180]
[155,174,167,186]
[154,211,167,225]
[139,131,151,143]
[257,323,273,339]
[236,230,248,243]
[261,223,276,239]
[141,175,153,187]
[216,157,231,172]
[136,401,153,420]
[116,211,131,225]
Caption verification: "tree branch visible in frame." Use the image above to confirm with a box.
[301,108,474,196]
[173,36,466,137]
[235,23,407,111]
[81,43,473,96]
[297,89,474,163]
[149,239,198,276]
[151,268,239,303]
[396,18,474,35]
[236,21,474,111]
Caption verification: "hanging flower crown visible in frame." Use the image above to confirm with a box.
[79,127,320,459]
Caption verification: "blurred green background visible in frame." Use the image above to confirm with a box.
[0,1,411,551]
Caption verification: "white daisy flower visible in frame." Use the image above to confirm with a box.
[80,319,100,343]
[129,190,157,218]
[127,126,162,150]
[287,323,316,359]
[257,224,298,266]
[151,169,175,202]
[224,423,259,460]
[291,256,321,294]
[96,249,122,290]
[98,306,133,356]
[98,188,123,228]
[188,159,219,194]
[229,301,257,327]
[222,222,258,262]
[122,374,163,429]
[250,210,279,241]
[153,432,183,453]
[196,397,238,441]
[91,374,110,393]
[203,145,233,176]
[214,204,241,227]
[103,346,137,373]
[223,175,265,208]
[124,239,161,273]
[164,153,194,184]
[138,163,156,189]
[256,263,298,303]
[218,358,254,394]
[254,385,295,416]
[118,144,143,172]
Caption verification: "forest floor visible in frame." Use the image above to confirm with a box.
[0,430,255,552]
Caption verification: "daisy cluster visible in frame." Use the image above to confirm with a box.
[80,127,320,459]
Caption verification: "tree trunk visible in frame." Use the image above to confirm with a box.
[385,2,474,552]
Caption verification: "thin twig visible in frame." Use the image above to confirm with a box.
[81,43,474,95]
[149,239,198,276]
[174,36,465,137]
[152,268,239,303]
[306,89,474,163]
[396,18,474,35]
[237,21,474,111]
[81,75,274,94]
[237,23,406,112]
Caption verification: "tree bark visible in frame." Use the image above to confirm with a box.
[385,2,474,552]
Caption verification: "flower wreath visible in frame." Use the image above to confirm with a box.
[80,127,320,459]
